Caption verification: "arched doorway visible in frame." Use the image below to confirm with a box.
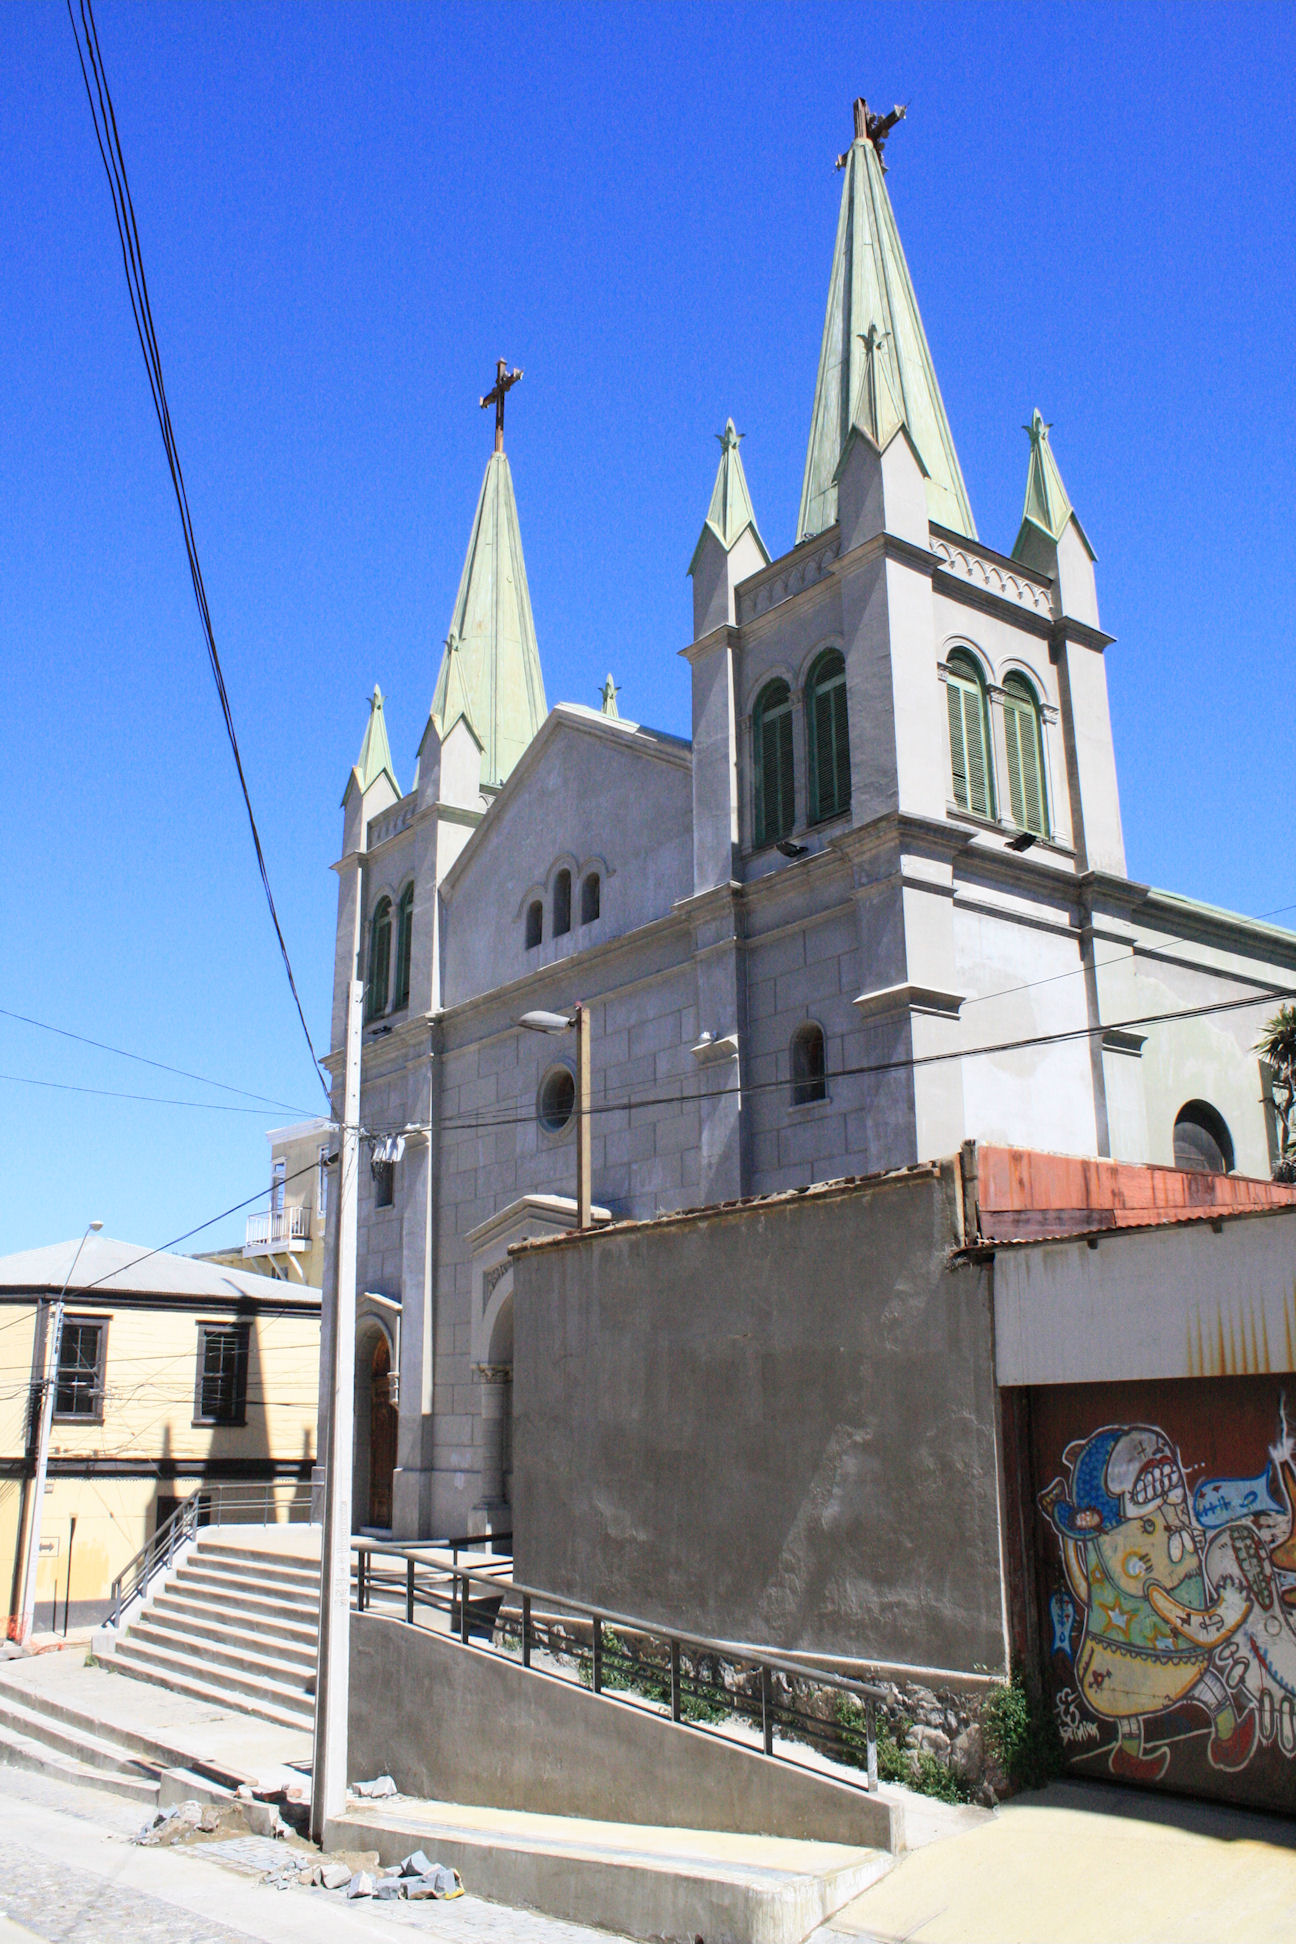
[367,1334,397,1529]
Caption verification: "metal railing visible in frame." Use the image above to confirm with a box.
[351,1539,882,1792]
[245,1205,311,1250]
[104,1482,315,1628]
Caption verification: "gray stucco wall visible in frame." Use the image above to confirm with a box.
[349,1611,899,1851]
[511,1162,1008,1674]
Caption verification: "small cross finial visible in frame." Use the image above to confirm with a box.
[480,358,523,452]
[837,97,907,171]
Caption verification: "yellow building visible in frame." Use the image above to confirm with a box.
[199,1117,331,1288]
[0,1235,320,1631]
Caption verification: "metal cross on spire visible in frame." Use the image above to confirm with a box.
[480,359,523,452]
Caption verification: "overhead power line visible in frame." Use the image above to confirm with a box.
[0,1003,318,1117]
[65,0,329,1107]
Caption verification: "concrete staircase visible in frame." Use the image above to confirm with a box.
[104,1534,319,1732]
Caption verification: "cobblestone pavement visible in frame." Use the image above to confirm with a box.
[0,1772,633,1944]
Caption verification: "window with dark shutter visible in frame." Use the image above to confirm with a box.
[753,680,795,845]
[1002,675,1048,837]
[393,884,414,1009]
[365,898,392,1019]
[553,870,572,937]
[945,653,994,819]
[805,651,850,823]
[194,1325,249,1426]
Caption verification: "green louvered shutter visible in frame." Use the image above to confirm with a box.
[1003,677,1047,836]
[808,652,850,822]
[947,675,969,808]
[947,659,992,818]
[755,681,795,844]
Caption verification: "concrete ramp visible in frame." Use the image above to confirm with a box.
[350,1612,900,1853]
[328,1796,893,1944]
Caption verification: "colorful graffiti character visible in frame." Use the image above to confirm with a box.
[1040,1425,1252,1781]
[1203,1428,1296,1754]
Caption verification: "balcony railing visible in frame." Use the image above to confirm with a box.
[244,1205,311,1252]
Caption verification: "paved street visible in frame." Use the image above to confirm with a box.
[0,1771,632,1944]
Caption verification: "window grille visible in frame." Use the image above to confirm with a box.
[753,680,795,846]
[54,1319,106,1421]
[194,1325,249,1425]
[805,652,850,824]
[373,1160,395,1209]
[525,900,543,949]
[1002,675,1048,837]
[945,653,994,819]
[1173,1102,1234,1175]
[581,873,601,925]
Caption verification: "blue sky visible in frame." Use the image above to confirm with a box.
[1,1,1292,1255]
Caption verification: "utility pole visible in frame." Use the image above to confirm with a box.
[15,1220,101,1644]
[520,1004,591,1227]
[311,974,363,1844]
[574,1002,591,1229]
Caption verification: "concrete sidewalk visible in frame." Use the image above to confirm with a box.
[814,1780,1296,1943]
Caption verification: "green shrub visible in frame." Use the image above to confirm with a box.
[833,1694,971,1800]
[579,1629,727,1724]
[982,1671,1063,1792]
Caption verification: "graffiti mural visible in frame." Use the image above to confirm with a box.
[1035,1381,1296,1805]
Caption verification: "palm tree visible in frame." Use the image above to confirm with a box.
[1257,1004,1296,1182]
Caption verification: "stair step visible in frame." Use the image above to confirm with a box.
[188,1550,321,1590]
[129,1614,316,1682]
[147,1591,317,1653]
[103,1644,314,1733]
[196,1540,319,1571]
[0,1689,160,1782]
[0,1720,160,1805]
[107,1640,314,1734]
[175,1558,320,1600]
[163,1574,320,1626]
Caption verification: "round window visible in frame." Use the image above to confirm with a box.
[538,1066,575,1133]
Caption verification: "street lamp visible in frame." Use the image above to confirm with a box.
[15,1219,102,1643]
[519,1004,591,1228]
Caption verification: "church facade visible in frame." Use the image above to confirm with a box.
[324,100,1296,1542]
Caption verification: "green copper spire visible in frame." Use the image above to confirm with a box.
[1013,410,1093,558]
[600,673,620,719]
[346,685,399,803]
[431,447,547,792]
[688,420,770,574]
[798,99,975,543]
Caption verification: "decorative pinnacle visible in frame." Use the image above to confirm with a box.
[837,97,907,171]
[480,358,523,453]
[717,420,744,451]
[599,673,620,719]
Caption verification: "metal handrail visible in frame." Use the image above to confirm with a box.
[350,1537,882,1791]
[104,1481,315,1628]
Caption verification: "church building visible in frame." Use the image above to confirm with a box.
[324,99,1296,1542]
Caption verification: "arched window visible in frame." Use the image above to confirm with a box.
[553,869,572,938]
[525,900,543,949]
[581,873,601,925]
[1002,674,1048,837]
[790,1022,827,1105]
[538,1066,575,1133]
[805,650,850,824]
[365,897,391,1020]
[1174,1101,1234,1174]
[945,652,994,820]
[753,679,795,847]
[392,883,414,1010]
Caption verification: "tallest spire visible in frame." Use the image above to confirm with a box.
[797,99,975,544]
[430,366,546,792]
